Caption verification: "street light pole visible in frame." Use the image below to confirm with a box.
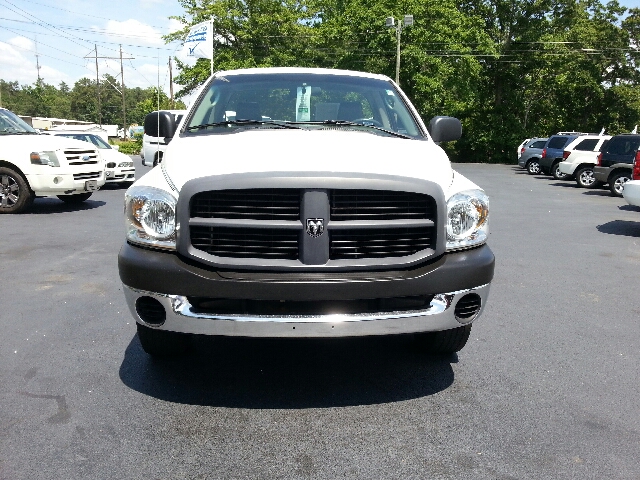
[386,15,413,85]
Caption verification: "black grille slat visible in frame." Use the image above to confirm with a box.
[330,228,434,259]
[331,190,435,221]
[190,226,299,259]
[73,172,101,180]
[191,189,300,220]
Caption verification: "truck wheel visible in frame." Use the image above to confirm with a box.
[526,160,541,175]
[552,162,569,180]
[415,324,472,355]
[0,167,33,214]
[136,323,191,357]
[609,171,631,197]
[57,193,92,203]
[575,167,601,188]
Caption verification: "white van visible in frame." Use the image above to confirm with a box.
[141,110,186,167]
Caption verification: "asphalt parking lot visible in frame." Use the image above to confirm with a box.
[1,158,639,479]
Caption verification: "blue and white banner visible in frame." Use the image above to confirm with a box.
[182,20,213,61]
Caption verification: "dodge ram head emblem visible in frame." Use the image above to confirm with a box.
[306,218,324,237]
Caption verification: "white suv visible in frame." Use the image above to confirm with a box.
[0,108,105,213]
[558,134,610,188]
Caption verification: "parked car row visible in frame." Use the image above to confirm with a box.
[518,132,640,198]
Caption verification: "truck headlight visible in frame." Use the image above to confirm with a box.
[446,189,489,250]
[30,151,60,167]
[125,186,177,250]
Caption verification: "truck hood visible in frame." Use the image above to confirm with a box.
[0,134,95,151]
[163,129,453,190]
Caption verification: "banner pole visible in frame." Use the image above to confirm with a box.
[210,19,214,77]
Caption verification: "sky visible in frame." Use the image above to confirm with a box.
[0,0,191,97]
[2,0,640,98]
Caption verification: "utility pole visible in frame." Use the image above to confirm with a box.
[86,47,134,137]
[168,57,174,109]
[120,45,127,139]
[386,15,414,85]
[34,36,41,83]
[94,45,102,126]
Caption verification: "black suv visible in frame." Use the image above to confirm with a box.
[539,134,584,179]
[593,134,639,196]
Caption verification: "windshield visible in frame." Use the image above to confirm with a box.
[186,72,423,138]
[57,133,111,149]
[0,109,38,135]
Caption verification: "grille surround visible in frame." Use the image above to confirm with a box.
[178,174,446,271]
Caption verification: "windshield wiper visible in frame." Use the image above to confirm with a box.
[186,120,301,131]
[294,120,412,139]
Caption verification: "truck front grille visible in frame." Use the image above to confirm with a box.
[186,187,438,267]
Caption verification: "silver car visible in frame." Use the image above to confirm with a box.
[518,137,548,174]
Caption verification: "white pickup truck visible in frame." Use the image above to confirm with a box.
[118,67,495,357]
[0,108,105,213]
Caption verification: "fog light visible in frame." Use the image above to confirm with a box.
[53,176,62,184]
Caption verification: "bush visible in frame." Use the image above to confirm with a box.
[110,134,143,155]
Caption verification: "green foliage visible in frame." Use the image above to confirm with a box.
[111,135,143,155]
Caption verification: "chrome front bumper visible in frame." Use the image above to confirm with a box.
[123,283,491,338]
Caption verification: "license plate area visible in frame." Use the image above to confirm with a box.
[85,180,98,192]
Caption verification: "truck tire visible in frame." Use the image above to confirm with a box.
[0,166,33,214]
[57,193,93,203]
[575,166,601,188]
[136,323,191,357]
[608,171,631,197]
[526,160,541,175]
[415,324,472,355]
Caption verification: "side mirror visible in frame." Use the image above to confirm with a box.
[112,145,120,151]
[428,116,462,143]
[144,111,176,139]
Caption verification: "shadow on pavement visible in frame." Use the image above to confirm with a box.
[618,204,640,212]
[25,198,105,214]
[119,334,456,408]
[596,220,640,237]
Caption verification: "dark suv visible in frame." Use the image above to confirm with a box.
[593,134,640,196]
[539,134,584,179]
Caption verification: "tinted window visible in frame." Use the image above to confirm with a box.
[548,137,570,149]
[599,140,609,151]
[531,140,546,149]
[604,136,640,155]
[574,139,598,151]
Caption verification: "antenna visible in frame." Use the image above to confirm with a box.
[34,35,42,82]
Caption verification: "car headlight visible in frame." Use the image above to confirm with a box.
[30,151,60,167]
[125,186,177,250]
[446,189,489,250]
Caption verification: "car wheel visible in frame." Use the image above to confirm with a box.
[57,193,93,203]
[136,323,191,357]
[0,167,33,214]
[575,167,601,188]
[609,171,631,197]
[415,324,472,355]
[527,160,541,175]
[552,162,569,180]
